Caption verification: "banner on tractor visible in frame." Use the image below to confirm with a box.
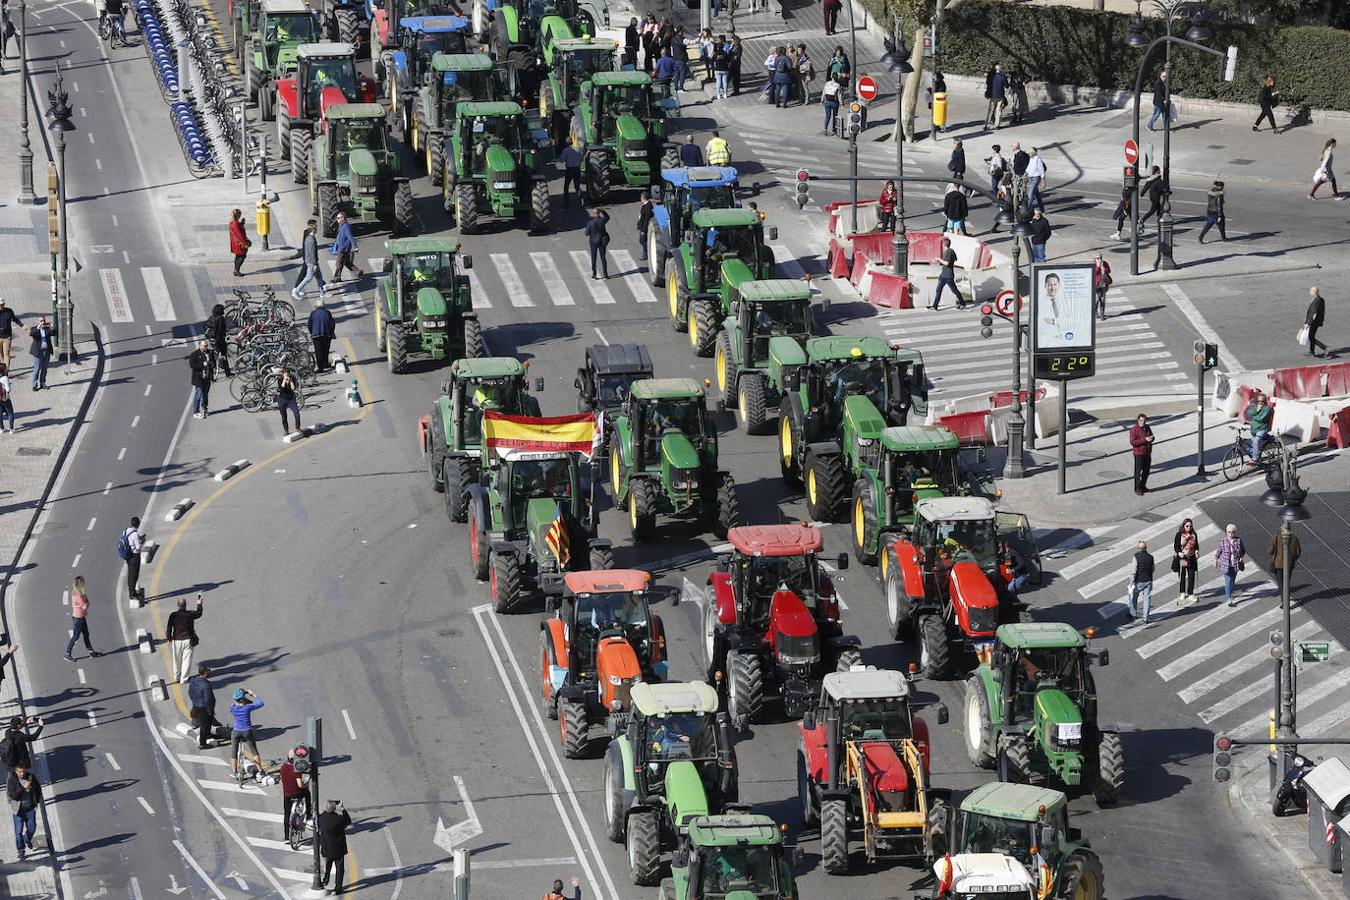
[483,411,596,458]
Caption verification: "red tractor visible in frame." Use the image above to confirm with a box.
[693,523,860,729]
[273,42,378,184]
[540,570,667,758]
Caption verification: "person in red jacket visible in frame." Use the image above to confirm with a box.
[1129,413,1154,495]
[1092,252,1112,320]
[228,209,252,277]
[877,180,898,233]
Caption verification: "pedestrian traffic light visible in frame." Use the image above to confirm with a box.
[794,168,810,209]
[291,744,312,774]
[847,103,863,137]
[1123,165,1137,191]
[1193,340,1218,370]
[980,304,994,339]
[1212,734,1233,782]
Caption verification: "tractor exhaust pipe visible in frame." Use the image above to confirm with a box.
[826,714,839,791]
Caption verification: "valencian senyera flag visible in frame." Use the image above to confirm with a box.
[483,411,596,457]
[544,502,570,568]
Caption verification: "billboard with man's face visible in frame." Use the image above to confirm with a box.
[1031,264,1094,351]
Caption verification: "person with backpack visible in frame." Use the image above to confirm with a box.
[6,763,42,860]
[118,517,143,604]
[1,716,43,775]
[985,145,1006,197]
[63,576,99,662]
[0,362,15,433]
[947,139,966,182]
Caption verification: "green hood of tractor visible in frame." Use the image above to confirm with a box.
[484,143,518,175]
[615,112,648,143]
[348,148,379,178]
[1034,688,1082,728]
[843,395,887,442]
[661,431,701,471]
[722,893,757,900]
[415,287,449,318]
[665,760,710,828]
[527,497,567,551]
[720,257,754,291]
[275,45,300,72]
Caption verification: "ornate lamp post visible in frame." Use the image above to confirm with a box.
[1261,453,1310,780]
[882,24,914,277]
[17,0,36,205]
[46,68,75,362]
[1003,220,1030,479]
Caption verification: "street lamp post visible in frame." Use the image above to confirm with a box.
[882,22,914,277]
[17,0,36,205]
[46,68,76,363]
[1261,451,1310,780]
[1003,222,1030,479]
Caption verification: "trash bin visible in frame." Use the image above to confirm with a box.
[1304,757,1350,872]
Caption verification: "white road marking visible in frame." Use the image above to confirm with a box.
[111,214,118,226]
[1178,621,1320,704]
[434,775,482,851]
[270,868,314,883]
[529,252,575,306]
[1156,605,1286,681]
[136,796,155,815]
[88,710,97,728]
[151,354,158,366]
[63,590,69,606]
[172,840,226,899]
[569,250,616,303]
[490,254,533,307]
[466,269,491,309]
[593,327,609,346]
[77,668,86,685]
[103,482,113,495]
[612,249,657,303]
[95,158,102,171]
[221,807,284,823]
[100,268,134,322]
[1230,666,1350,736]
[177,753,229,767]
[86,517,97,531]
[130,416,139,429]
[129,876,141,900]
[473,857,580,869]
[87,132,94,144]
[341,708,357,740]
[118,447,126,460]
[79,106,86,117]
[245,836,306,853]
[144,384,152,397]
[1162,283,1245,373]
[72,554,81,568]
[198,779,266,795]
[105,752,120,770]
[141,266,177,321]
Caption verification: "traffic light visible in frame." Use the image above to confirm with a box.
[1193,340,1218,370]
[980,304,994,339]
[291,744,312,774]
[794,168,810,209]
[1123,165,1137,191]
[847,103,863,137]
[1212,734,1233,782]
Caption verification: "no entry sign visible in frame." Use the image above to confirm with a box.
[1124,138,1139,165]
[857,75,878,102]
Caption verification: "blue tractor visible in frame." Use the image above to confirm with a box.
[646,166,756,287]
[379,14,470,107]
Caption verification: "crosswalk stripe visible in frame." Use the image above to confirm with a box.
[1059,507,1199,580]
[246,836,307,854]
[466,270,491,309]
[1080,523,1220,601]
[177,753,229,767]
[198,778,266,795]
[491,254,534,307]
[569,251,616,303]
[1177,621,1321,703]
[1230,666,1350,736]
[1292,699,1350,740]
[612,249,657,303]
[271,868,314,883]
[222,807,285,823]
[1118,575,1227,632]
[141,267,177,321]
[530,252,576,306]
[1136,590,1270,661]
[100,268,134,323]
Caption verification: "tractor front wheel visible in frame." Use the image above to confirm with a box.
[588,543,615,571]
[259,85,274,122]
[715,331,738,402]
[919,614,951,679]
[244,46,260,100]
[427,405,446,492]
[805,452,847,522]
[529,181,552,234]
[739,373,769,435]
[964,676,995,768]
[851,480,878,565]
[540,632,557,720]
[661,146,680,171]
[456,183,479,234]
[1000,733,1033,784]
[468,506,489,581]
[385,321,408,374]
[820,798,849,875]
[559,697,588,759]
[317,184,340,239]
[290,128,311,185]
[667,260,687,332]
[884,557,916,640]
[443,457,475,522]
[333,6,359,43]
[647,228,666,286]
[1094,731,1125,806]
[603,745,627,842]
[726,649,764,729]
[490,552,524,614]
[689,297,718,357]
[834,646,862,672]
[713,472,740,539]
[393,182,416,236]
[626,809,662,886]
[779,404,801,485]
[585,152,610,204]
[628,478,657,543]
[796,745,818,826]
[1059,853,1106,900]
[428,132,444,186]
[463,318,486,359]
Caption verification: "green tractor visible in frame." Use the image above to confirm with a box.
[537,32,616,147]
[407,53,498,185]
[775,336,927,521]
[712,278,815,436]
[917,782,1104,900]
[441,101,552,234]
[476,0,606,69]
[243,0,318,112]
[850,424,969,566]
[607,378,741,543]
[661,813,801,900]
[427,357,543,520]
[308,103,415,238]
[666,208,777,357]
[467,449,614,613]
[374,237,483,374]
[602,682,741,885]
[569,71,679,203]
[962,623,1124,808]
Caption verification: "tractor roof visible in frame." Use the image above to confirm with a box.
[915,496,995,523]
[297,42,356,59]
[431,52,495,72]
[880,424,960,453]
[451,356,524,379]
[325,103,386,120]
[727,523,822,558]
[938,853,1036,890]
[805,335,892,361]
[593,70,652,87]
[261,0,311,15]
[685,814,782,848]
[660,165,739,188]
[457,100,524,118]
[385,236,461,255]
[961,782,1067,822]
[400,14,469,32]
[629,378,703,400]
[737,279,810,303]
[586,342,652,375]
[996,622,1087,650]
[692,207,761,229]
[557,36,617,51]
[563,569,650,595]
[822,667,910,702]
[630,681,719,717]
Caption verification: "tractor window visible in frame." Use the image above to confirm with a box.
[643,712,715,762]
[961,813,1034,866]
[894,449,961,491]
[576,590,646,631]
[567,49,612,81]
[441,70,493,116]
[704,225,759,263]
[509,457,574,503]
[468,115,528,162]
[595,374,639,407]
[822,358,888,423]
[403,252,457,292]
[605,85,654,120]
[688,184,734,212]
[334,120,387,178]
[1020,648,1086,696]
[305,58,359,107]
[934,518,997,570]
[463,377,520,445]
[840,697,911,741]
[643,399,704,457]
[414,30,469,58]
[742,554,814,621]
[748,302,808,363]
[265,13,317,44]
[698,847,779,897]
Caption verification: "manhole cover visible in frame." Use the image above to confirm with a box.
[1133,510,1165,523]
[1097,470,1127,479]
[1228,158,1255,166]
[16,447,50,456]
[1078,449,1108,460]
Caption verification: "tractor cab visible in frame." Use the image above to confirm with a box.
[575,342,653,419]
[623,682,726,779]
[258,0,318,76]
[877,425,965,512]
[430,53,498,113]
[295,43,366,118]
[730,279,813,372]
[387,239,466,320]
[688,207,769,294]
[391,16,471,87]
[557,569,660,676]
[655,166,740,238]
[805,338,908,432]
[721,524,836,628]
[625,378,711,468]
[316,104,390,179]
[501,451,579,525]
[455,101,535,176]
[671,815,798,900]
[376,237,478,373]
[584,71,662,142]
[912,497,1001,575]
[444,356,538,452]
[990,623,1094,726]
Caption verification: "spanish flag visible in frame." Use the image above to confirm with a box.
[1035,850,1054,900]
[544,502,570,568]
[936,854,954,896]
[483,411,596,457]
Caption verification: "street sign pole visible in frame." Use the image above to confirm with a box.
[1058,385,1068,494]
[308,717,323,890]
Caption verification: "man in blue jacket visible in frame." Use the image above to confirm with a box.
[308,300,337,373]
[331,212,363,282]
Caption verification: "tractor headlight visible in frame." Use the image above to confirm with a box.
[423,318,446,329]
[623,149,647,160]
[1053,722,1082,746]
[670,468,698,491]
[608,674,623,685]
[492,179,516,190]
[631,674,642,684]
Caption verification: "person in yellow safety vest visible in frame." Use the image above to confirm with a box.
[705,130,730,166]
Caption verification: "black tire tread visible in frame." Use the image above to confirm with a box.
[491,552,524,614]
[806,452,847,522]
[820,798,849,875]
[920,613,951,679]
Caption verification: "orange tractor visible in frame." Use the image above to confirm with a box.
[541,570,668,758]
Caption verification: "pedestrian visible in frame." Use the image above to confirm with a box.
[1138,166,1165,225]
[317,799,353,894]
[930,237,961,310]
[623,17,639,68]
[1197,180,1227,243]
[0,363,15,433]
[653,48,675,94]
[27,315,54,391]
[228,688,266,780]
[6,763,41,860]
[770,47,792,107]
[794,43,814,104]
[1267,527,1301,595]
[942,183,969,236]
[1128,413,1153,495]
[0,716,42,776]
[1110,185,1131,240]
[1253,75,1280,133]
[559,142,583,207]
[822,0,840,34]
[280,748,311,843]
[1304,286,1327,358]
[821,76,841,135]
[63,575,100,661]
[984,63,1007,130]
[0,296,20,370]
[203,303,232,378]
[1091,252,1112,320]
[1309,138,1337,200]
[331,212,363,282]
[697,28,714,83]
[1173,517,1199,605]
[188,664,221,750]
[1026,208,1051,263]
[640,14,658,72]
[877,180,897,232]
[544,877,582,900]
[636,191,653,261]
[188,337,214,419]
[727,36,743,95]
[1245,391,1273,463]
[1010,141,1028,177]
[826,45,849,83]
[985,144,1006,197]
[1008,68,1028,124]
[706,130,730,166]
[1147,70,1170,131]
[712,39,729,99]
[308,299,336,372]
[291,220,327,300]
[670,28,689,92]
[1214,524,1247,608]
[277,367,301,434]
[673,134,699,169]
[947,138,966,182]
[1127,540,1154,624]
[228,208,252,277]
[585,208,610,279]
[165,593,203,684]
[1023,147,1046,213]
[119,517,143,604]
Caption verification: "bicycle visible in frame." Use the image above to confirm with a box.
[108,10,126,46]
[1220,425,1282,482]
[286,798,313,851]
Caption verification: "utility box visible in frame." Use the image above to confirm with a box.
[1304,757,1350,872]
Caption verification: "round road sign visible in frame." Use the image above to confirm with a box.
[1124,138,1139,165]
[994,289,1018,318]
[857,75,878,102]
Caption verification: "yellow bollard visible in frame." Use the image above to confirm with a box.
[933,91,948,128]
[256,197,272,251]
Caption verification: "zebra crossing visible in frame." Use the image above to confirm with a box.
[878,295,1194,402]
[1049,505,1350,739]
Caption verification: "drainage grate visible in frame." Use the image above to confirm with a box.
[1132,510,1165,523]
[16,447,51,456]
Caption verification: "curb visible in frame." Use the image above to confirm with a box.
[1118,259,1324,287]
[213,458,252,481]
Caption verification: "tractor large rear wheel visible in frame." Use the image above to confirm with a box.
[468,506,489,580]
[1059,853,1105,900]
[317,185,340,239]
[463,318,486,359]
[1000,732,1033,784]
[456,183,479,234]
[834,646,862,672]
[851,480,878,565]
[444,458,475,523]
[333,6,359,44]
[585,152,610,204]
[964,676,995,768]
[661,146,680,171]
[385,322,408,374]
[805,452,847,522]
[726,650,764,729]
[919,614,951,679]
[715,331,738,402]
[628,478,657,543]
[290,128,311,185]
[427,131,444,186]
[490,552,524,614]
[1094,731,1125,807]
[603,745,627,842]
[779,404,801,485]
[820,798,849,875]
[393,182,416,236]
[713,472,740,539]
[529,181,552,234]
[559,697,588,759]
[427,405,446,492]
[626,808,662,886]
[738,373,769,435]
[688,298,718,357]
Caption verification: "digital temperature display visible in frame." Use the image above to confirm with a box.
[1033,352,1096,379]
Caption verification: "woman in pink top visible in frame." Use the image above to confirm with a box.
[64,576,100,662]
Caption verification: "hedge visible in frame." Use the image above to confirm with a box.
[858,0,1350,112]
